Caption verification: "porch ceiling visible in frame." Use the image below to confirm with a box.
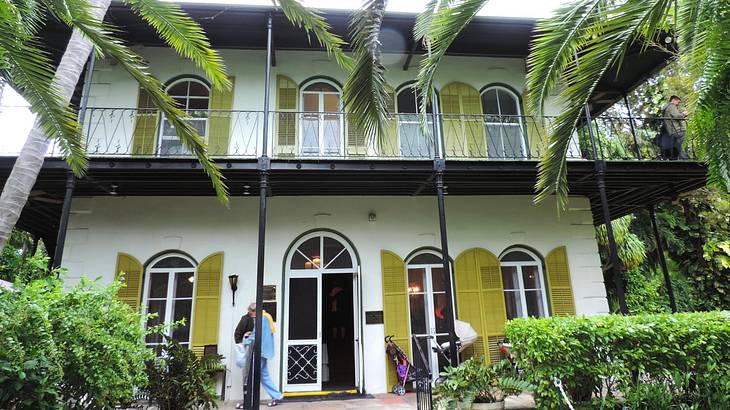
[1,158,706,252]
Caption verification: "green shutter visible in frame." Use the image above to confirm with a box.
[114,253,143,311]
[275,75,298,156]
[440,82,485,158]
[545,246,576,316]
[208,76,235,156]
[191,252,224,357]
[382,86,399,157]
[380,249,409,390]
[454,248,506,363]
[131,87,159,155]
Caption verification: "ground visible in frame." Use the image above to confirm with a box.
[218,393,536,409]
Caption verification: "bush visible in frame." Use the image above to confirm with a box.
[505,312,730,409]
[0,277,152,409]
[145,336,224,410]
[434,358,533,409]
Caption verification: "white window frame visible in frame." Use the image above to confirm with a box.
[299,79,344,157]
[480,85,527,158]
[158,78,211,155]
[142,253,197,350]
[499,248,549,319]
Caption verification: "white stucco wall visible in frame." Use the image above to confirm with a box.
[60,194,608,399]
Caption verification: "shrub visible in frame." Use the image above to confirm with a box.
[0,277,152,408]
[145,336,224,410]
[434,358,533,409]
[505,312,730,409]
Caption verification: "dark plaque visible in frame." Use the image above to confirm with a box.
[365,310,384,325]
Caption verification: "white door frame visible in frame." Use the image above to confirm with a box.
[282,232,362,393]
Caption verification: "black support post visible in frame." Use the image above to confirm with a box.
[584,104,629,314]
[51,52,95,269]
[648,205,677,312]
[249,13,273,410]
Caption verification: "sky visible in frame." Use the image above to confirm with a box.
[0,0,567,153]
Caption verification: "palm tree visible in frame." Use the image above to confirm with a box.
[0,0,231,250]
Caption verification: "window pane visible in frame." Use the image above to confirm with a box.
[409,253,441,265]
[433,293,451,334]
[497,89,519,116]
[303,93,319,112]
[188,98,209,110]
[525,290,545,317]
[149,272,169,298]
[431,267,447,292]
[175,272,195,298]
[501,266,518,290]
[482,89,499,115]
[304,82,337,92]
[408,293,427,334]
[152,256,194,269]
[288,278,318,340]
[172,300,192,342]
[188,81,209,97]
[168,82,188,96]
[145,299,167,343]
[397,88,417,113]
[324,237,352,269]
[503,291,522,320]
[521,265,541,289]
[173,97,187,108]
[411,336,431,371]
[291,237,320,269]
[501,250,535,262]
[323,94,339,113]
[407,268,425,294]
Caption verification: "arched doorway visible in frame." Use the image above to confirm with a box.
[283,231,361,393]
[300,79,343,156]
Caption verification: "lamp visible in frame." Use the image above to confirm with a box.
[228,275,239,306]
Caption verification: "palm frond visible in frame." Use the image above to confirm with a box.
[273,0,353,71]
[0,35,86,174]
[342,0,388,148]
[596,215,647,270]
[123,0,230,90]
[528,0,673,209]
[5,0,46,37]
[413,0,441,42]
[43,0,229,204]
[415,0,487,117]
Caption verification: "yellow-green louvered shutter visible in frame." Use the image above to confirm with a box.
[132,87,159,155]
[440,82,485,158]
[208,76,235,156]
[545,246,576,316]
[114,253,143,310]
[275,75,298,156]
[381,250,409,390]
[191,252,224,357]
[478,248,507,363]
[382,87,399,157]
[454,248,485,360]
[454,248,506,363]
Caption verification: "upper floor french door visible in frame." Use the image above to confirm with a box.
[300,81,343,157]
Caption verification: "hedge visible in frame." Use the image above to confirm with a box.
[505,312,730,409]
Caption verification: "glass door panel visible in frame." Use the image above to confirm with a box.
[301,93,320,156]
[286,277,321,390]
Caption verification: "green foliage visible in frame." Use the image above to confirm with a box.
[145,336,224,410]
[433,358,533,409]
[623,267,670,314]
[0,230,50,283]
[0,277,152,409]
[505,312,730,409]
[596,215,647,271]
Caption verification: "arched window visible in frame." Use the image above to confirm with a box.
[159,78,210,155]
[481,86,526,158]
[396,85,434,158]
[500,248,548,319]
[406,250,452,380]
[300,80,343,156]
[143,253,197,352]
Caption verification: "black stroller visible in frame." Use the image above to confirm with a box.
[385,335,418,395]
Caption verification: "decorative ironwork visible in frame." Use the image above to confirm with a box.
[287,344,318,385]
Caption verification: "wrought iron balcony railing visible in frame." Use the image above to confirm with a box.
[2,107,694,162]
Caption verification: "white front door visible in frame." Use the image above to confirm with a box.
[284,273,322,392]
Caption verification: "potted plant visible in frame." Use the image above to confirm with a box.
[434,358,533,410]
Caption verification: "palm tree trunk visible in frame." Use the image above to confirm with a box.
[0,0,111,252]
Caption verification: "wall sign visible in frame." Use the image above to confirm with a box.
[365,310,384,325]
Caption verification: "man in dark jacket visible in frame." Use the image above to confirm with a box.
[234,304,255,409]
[661,95,688,160]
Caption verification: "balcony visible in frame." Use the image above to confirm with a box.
[28,108,695,162]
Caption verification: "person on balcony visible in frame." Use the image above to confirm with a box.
[661,95,688,160]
